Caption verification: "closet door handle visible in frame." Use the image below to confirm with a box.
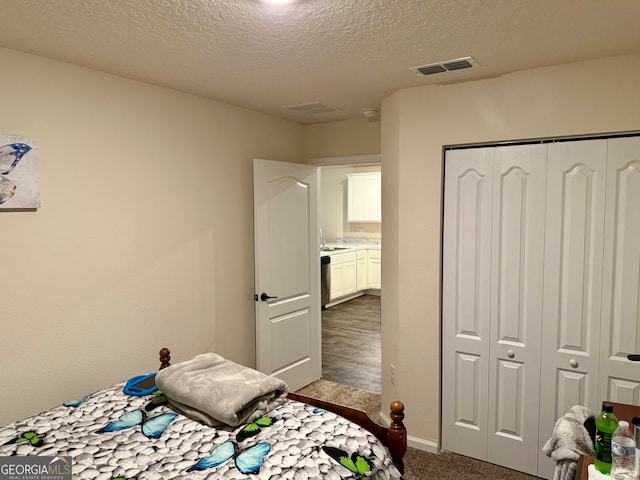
[569,358,579,368]
[507,349,515,359]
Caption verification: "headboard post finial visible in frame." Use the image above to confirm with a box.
[159,347,171,370]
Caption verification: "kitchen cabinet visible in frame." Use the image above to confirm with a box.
[329,252,357,300]
[327,248,380,305]
[347,172,381,223]
[367,250,381,289]
[356,250,367,292]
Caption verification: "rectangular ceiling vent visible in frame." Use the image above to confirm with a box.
[282,101,343,115]
[412,56,479,76]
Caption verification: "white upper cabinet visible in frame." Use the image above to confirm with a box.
[347,172,381,223]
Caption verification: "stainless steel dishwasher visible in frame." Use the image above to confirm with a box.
[321,255,331,309]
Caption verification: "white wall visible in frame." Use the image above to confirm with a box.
[0,47,303,426]
[381,53,640,448]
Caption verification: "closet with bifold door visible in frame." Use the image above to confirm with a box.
[441,135,640,479]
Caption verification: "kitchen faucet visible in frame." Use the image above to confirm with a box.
[320,229,325,250]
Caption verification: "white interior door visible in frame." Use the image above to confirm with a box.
[442,147,494,460]
[598,137,640,404]
[253,159,321,392]
[486,144,546,475]
[537,139,608,478]
[444,135,640,478]
[443,144,547,476]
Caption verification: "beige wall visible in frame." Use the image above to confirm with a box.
[303,117,380,159]
[381,53,640,448]
[305,117,382,242]
[0,47,303,425]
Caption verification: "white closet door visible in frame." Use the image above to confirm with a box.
[537,139,608,478]
[487,145,547,475]
[598,137,640,404]
[442,147,493,459]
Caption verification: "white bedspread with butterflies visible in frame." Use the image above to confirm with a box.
[0,382,403,480]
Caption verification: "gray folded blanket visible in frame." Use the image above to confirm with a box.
[542,405,595,480]
[155,352,288,427]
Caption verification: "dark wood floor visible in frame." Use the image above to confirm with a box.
[322,294,381,392]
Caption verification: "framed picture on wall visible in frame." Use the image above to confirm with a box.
[0,134,40,209]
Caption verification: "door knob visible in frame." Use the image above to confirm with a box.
[260,293,278,302]
[507,349,515,358]
[569,358,579,368]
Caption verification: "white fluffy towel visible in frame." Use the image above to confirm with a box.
[155,352,288,427]
[542,405,595,480]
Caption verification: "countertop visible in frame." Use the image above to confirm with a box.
[319,243,381,257]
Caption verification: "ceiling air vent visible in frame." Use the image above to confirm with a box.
[282,101,343,115]
[417,64,447,76]
[412,56,479,76]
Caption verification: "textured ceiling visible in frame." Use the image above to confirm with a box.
[1,0,639,124]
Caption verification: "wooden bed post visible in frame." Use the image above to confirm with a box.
[159,347,171,369]
[388,400,407,474]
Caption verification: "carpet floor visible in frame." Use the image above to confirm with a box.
[296,379,542,480]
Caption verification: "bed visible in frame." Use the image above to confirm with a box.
[0,348,407,479]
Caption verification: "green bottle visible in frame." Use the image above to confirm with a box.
[594,403,619,474]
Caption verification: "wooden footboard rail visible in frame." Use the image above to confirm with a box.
[157,348,407,474]
[287,392,407,474]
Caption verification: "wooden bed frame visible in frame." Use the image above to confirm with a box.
[158,348,407,474]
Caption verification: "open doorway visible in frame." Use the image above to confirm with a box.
[321,294,381,392]
[316,159,381,393]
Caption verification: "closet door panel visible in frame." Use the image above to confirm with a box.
[538,140,607,479]
[442,148,493,459]
[556,370,590,407]
[487,145,546,475]
[599,137,640,404]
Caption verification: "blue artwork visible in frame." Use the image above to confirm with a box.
[0,135,40,208]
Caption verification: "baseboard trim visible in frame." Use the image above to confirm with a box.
[379,411,439,454]
[325,292,364,308]
[407,435,439,453]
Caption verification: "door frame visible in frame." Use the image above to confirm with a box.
[309,153,382,385]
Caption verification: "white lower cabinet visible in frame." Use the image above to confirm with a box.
[356,250,367,292]
[442,136,640,479]
[367,250,381,289]
[328,249,381,304]
[329,252,357,301]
